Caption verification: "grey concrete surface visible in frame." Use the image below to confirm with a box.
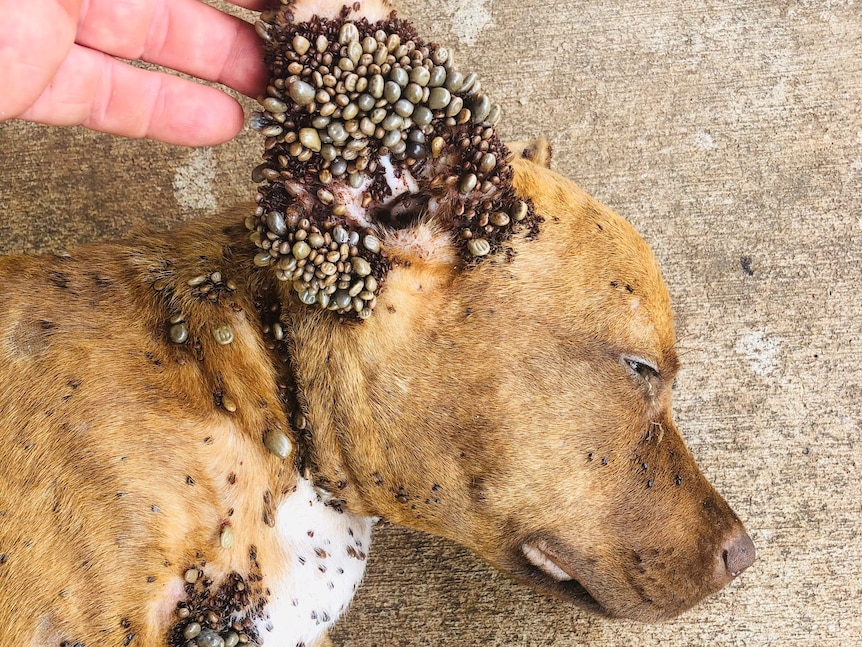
[1,0,859,645]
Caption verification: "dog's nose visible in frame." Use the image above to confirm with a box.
[716,526,756,584]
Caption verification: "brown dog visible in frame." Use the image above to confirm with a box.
[0,2,754,647]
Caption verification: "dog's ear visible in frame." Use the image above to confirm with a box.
[249,9,541,319]
[506,139,553,168]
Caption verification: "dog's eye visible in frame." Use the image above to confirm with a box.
[622,356,659,382]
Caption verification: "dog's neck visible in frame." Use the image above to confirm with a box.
[243,266,366,508]
[262,263,487,545]
[254,277,365,505]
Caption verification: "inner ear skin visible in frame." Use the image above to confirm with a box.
[370,192,430,229]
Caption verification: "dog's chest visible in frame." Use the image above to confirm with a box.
[256,478,372,646]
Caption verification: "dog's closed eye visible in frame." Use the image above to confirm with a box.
[622,356,660,382]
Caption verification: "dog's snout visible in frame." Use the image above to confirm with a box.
[717,526,756,583]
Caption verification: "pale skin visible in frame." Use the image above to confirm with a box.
[0,0,393,146]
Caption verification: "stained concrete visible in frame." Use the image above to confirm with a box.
[1,0,859,644]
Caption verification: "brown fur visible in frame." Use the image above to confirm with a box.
[508,138,553,168]
[0,150,751,646]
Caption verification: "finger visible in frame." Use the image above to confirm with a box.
[18,43,246,146]
[0,0,77,119]
[76,0,268,98]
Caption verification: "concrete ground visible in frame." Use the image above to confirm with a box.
[1,0,859,644]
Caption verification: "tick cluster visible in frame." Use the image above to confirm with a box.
[249,7,536,317]
[169,561,267,647]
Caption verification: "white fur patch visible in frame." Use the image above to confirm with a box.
[256,478,373,646]
[383,222,459,264]
[522,542,573,582]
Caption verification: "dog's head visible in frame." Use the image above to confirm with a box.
[286,139,753,622]
[251,2,751,619]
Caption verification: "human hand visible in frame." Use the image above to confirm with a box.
[0,0,271,146]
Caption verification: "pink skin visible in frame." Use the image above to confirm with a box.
[0,0,270,146]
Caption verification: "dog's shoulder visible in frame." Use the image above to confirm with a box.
[0,211,319,645]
